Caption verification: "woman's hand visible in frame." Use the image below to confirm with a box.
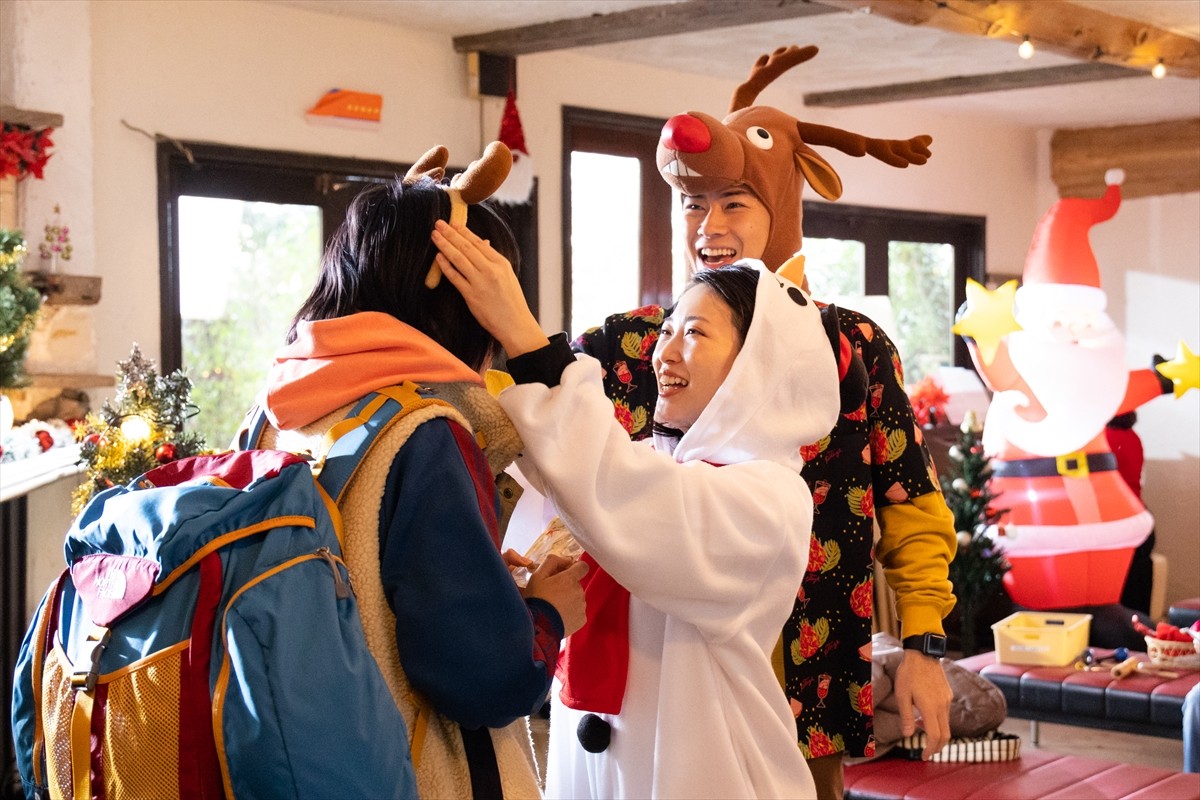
[522,553,589,637]
[432,220,549,358]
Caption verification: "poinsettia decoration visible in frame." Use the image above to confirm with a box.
[907,374,950,428]
[0,122,55,181]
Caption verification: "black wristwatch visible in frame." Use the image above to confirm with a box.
[902,633,947,658]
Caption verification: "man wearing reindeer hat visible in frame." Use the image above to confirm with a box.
[573,46,956,798]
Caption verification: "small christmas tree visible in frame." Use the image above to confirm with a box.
[0,229,42,388]
[942,410,1010,656]
[72,345,209,513]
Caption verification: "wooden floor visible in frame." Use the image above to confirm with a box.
[997,716,1185,771]
[531,713,1188,782]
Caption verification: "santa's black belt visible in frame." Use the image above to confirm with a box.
[992,452,1117,479]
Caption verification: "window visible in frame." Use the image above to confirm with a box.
[801,202,985,383]
[562,107,671,337]
[159,142,538,446]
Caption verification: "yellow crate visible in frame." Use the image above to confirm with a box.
[991,612,1092,666]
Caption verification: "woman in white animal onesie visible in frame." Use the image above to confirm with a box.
[433,219,848,800]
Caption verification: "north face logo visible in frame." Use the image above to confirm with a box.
[95,569,127,600]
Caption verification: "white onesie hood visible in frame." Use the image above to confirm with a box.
[661,260,840,473]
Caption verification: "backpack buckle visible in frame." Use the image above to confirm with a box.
[70,625,111,692]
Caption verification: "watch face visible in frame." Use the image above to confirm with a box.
[924,634,947,658]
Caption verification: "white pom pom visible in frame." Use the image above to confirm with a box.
[1104,168,1126,186]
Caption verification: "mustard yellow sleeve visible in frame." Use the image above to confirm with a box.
[876,491,958,638]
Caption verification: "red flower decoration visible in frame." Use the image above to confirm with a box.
[907,375,950,427]
[0,123,55,181]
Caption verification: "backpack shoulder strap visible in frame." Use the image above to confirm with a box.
[233,404,272,451]
[313,382,455,506]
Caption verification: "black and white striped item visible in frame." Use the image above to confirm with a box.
[898,730,1022,763]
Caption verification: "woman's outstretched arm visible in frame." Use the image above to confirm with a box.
[432,219,549,358]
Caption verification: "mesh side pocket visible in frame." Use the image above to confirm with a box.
[102,647,184,799]
[41,650,76,799]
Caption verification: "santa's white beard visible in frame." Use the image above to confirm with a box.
[986,329,1128,456]
[492,151,535,205]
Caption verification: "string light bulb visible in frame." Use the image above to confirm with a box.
[1152,59,1166,79]
[1018,36,1035,60]
[120,414,152,443]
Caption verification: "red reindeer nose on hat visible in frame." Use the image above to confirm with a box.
[1023,172,1123,288]
[662,114,712,154]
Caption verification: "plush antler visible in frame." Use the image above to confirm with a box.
[423,141,514,288]
[795,122,932,167]
[404,145,449,184]
[728,45,819,114]
[449,141,513,204]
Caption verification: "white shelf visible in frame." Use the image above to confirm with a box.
[0,444,82,503]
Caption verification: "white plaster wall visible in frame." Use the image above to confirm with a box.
[1092,193,1200,606]
[88,0,484,370]
[1,0,94,268]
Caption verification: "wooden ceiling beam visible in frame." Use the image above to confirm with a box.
[1051,118,1200,199]
[815,0,1200,78]
[452,0,840,56]
[804,62,1144,107]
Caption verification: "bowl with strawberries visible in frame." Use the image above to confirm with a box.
[1133,615,1200,669]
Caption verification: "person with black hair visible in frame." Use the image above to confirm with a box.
[249,166,588,800]
[434,219,851,799]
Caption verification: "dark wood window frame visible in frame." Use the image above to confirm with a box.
[157,140,538,371]
[801,201,986,367]
[561,106,670,332]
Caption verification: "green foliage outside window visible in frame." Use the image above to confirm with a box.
[182,202,320,447]
[888,241,953,384]
[803,237,864,299]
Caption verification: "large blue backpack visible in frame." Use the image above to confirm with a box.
[11,384,439,800]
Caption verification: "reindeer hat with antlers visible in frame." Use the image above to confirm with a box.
[657,45,933,276]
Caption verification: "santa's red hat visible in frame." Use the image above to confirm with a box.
[1022,169,1124,288]
[493,88,535,205]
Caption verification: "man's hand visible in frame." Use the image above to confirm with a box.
[893,649,953,760]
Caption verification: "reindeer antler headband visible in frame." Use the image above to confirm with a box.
[405,141,513,288]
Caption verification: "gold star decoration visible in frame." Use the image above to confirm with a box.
[1155,341,1199,398]
[952,278,1022,365]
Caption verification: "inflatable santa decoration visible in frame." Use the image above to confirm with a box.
[955,169,1190,609]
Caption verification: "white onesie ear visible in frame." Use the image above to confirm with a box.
[795,148,843,201]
